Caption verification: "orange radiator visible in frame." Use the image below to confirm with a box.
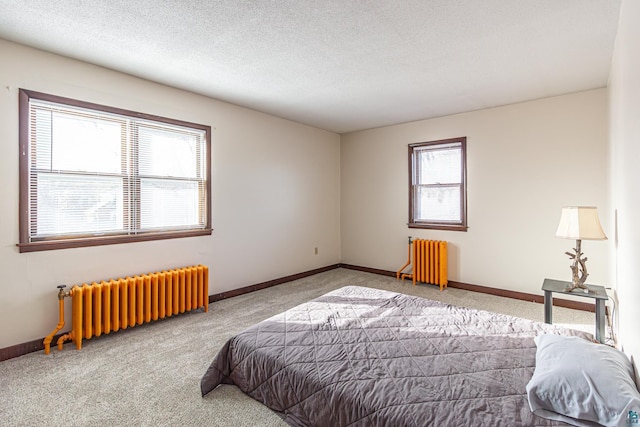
[43,265,208,354]
[396,238,448,290]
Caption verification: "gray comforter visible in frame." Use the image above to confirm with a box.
[201,286,590,426]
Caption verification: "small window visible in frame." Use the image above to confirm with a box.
[408,137,467,231]
[18,89,212,252]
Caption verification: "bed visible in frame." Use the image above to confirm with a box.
[200,286,597,426]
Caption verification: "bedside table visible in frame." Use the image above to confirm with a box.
[542,278,608,343]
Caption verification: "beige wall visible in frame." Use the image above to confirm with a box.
[0,39,341,349]
[608,0,640,364]
[341,90,609,296]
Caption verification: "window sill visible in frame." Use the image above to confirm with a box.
[17,229,212,253]
[408,223,468,232]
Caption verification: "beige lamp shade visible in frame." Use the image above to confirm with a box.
[555,206,607,240]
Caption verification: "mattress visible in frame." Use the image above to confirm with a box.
[201,285,591,426]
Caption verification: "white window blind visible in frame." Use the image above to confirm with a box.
[24,95,208,245]
[413,142,462,222]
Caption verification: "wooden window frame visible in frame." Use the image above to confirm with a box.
[18,89,212,253]
[408,137,467,231]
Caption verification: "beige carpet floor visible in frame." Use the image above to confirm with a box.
[0,268,597,426]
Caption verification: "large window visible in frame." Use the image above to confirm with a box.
[18,89,211,252]
[408,137,467,231]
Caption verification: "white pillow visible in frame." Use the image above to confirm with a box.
[526,334,640,427]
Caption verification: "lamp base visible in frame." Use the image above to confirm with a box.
[563,282,591,293]
[564,239,590,292]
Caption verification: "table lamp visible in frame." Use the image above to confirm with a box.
[555,206,607,292]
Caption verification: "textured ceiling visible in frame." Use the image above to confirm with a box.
[0,1,622,133]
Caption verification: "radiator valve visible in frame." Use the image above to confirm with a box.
[57,285,68,300]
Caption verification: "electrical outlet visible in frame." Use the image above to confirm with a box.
[314,247,318,255]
